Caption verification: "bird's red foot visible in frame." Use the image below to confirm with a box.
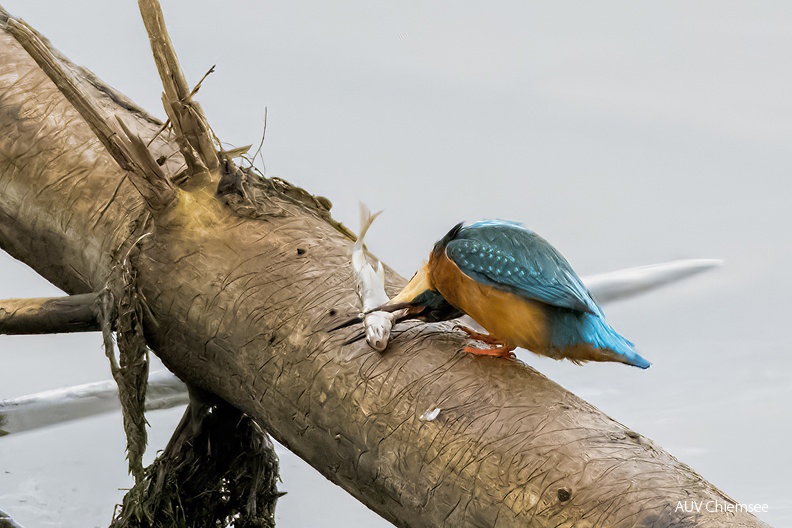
[463,345,516,358]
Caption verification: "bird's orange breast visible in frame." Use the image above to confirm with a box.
[430,252,551,351]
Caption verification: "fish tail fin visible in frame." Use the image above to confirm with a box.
[353,203,383,271]
[356,202,383,249]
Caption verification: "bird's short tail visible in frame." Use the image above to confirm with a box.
[552,311,651,369]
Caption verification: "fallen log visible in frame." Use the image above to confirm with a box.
[0,5,770,528]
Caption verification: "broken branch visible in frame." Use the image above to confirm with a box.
[138,0,219,176]
[0,293,100,335]
[115,116,177,206]
[6,19,130,170]
[6,18,176,212]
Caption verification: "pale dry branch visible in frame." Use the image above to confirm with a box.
[0,293,100,335]
[138,0,219,179]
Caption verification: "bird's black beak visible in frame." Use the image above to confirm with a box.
[326,313,368,346]
[328,313,365,332]
[341,331,368,345]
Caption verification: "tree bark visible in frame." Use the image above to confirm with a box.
[0,8,771,528]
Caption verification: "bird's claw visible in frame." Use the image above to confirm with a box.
[456,325,515,358]
[463,345,516,358]
[454,324,502,345]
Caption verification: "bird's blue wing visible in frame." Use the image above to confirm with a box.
[445,221,600,314]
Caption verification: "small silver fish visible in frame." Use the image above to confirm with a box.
[352,204,393,351]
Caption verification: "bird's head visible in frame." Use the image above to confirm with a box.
[431,222,463,262]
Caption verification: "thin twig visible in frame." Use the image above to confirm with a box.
[122,232,154,265]
[145,118,170,148]
[189,64,216,98]
[221,144,252,159]
[250,106,268,171]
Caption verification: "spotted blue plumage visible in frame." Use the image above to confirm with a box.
[445,220,650,369]
[446,220,599,314]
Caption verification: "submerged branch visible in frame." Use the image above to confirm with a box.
[0,371,186,436]
[586,259,723,304]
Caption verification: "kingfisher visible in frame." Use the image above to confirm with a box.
[370,220,651,368]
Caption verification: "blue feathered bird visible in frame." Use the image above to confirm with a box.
[382,220,651,368]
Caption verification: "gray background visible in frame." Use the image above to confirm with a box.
[0,1,789,526]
